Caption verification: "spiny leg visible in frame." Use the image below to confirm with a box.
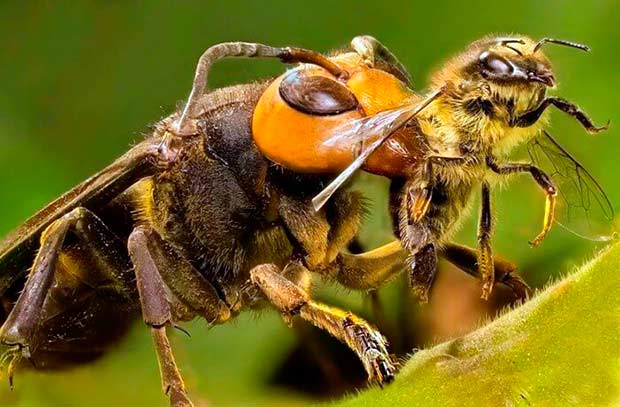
[128,226,231,407]
[280,263,351,389]
[328,239,417,336]
[487,156,557,247]
[128,227,192,407]
[0,207,132,382]
[439,243,530,300]
[250,263,396,386]
[0,218,70,354]
[149,326,191,407]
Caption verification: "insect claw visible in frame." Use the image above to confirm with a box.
[280,313,295,328]
[411,285,430,303]
[480,283,493,300]
[590,119,610,134]
[500,273,531,300]
[6,352,20,391]
[528,233,546,248]
[0,345,23,390]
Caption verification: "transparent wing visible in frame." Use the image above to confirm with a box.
[322,103,418,150]
[312,88,444,211]
[527,131,616,241]
[312,105,417,211]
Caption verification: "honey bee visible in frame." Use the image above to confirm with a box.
[0,34,612,406]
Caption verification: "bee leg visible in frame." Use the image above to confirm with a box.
[176,42,346,133]
[350,35,412,85]
[250,263,397,386]
[512,97,609,133]
[439,243,531,300]
[408,243,438,303]
[0,207,132,366]
[332,238,531,300]
[406,161,434,223]
[487,157,557,247]
[478,182,495,300]
[128,226,232,407]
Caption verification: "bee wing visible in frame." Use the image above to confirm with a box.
[312,88,444,211]
[0,137,162,291]
[527,130,616,241]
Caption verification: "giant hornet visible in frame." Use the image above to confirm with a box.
[0,34,613,406]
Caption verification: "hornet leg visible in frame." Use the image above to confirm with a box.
[128,226,231,407]
[250,263,396,386]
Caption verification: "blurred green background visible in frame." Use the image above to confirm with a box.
[0,1,618,406]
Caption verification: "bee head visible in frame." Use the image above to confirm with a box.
[432,35,589,94]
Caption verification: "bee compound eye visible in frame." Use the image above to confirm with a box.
[479,51,514,77]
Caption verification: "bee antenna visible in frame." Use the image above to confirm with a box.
[493,38,525,55]
[533,38,590,53]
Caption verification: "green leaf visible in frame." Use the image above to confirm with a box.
[335,243,620,407]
